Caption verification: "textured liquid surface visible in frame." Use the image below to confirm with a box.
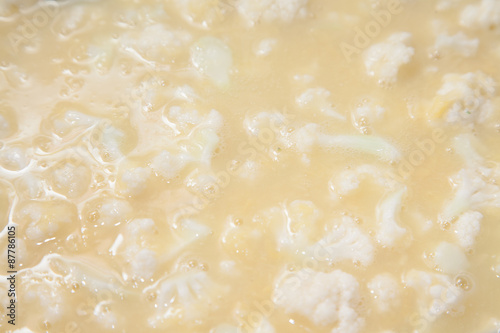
[0,0,500,332]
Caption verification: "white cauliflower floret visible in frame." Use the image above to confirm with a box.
[268,201,373,266]
[17,257,68,322]
[117,218,158,280]
[351,100,385,134]
[329,165,406,247]
[439,168,500,224]
[121,167,152,196]
[50,160,91,198]
[166,106,202,132]
[173,0,229,28]
[92,122,128,161]
[296,87,345,120]
[433,242,469,275]
[277,200,321,250]
[430,71,496,125]
[236,0,308,26]
[121,23,192,61]
[16,200,78,242]
[291,124,401,162]
[114,216,211,281]
[404,270,465,319]
[433,32,479,57]
[376,186,407,247]
[163,108,223,165]
[363,32,415,85]
[84,197,133,226]
[309,216,374,266]
[244,111,288,137]
[150,150,192,180]
[460,0,500,31]
[191,36,233,86]
[273,268,364,333]
[329,165,397,196]
[144,269,227,328]
[367,273,400,312]
[453,210,482,249]
[12,328,36,333]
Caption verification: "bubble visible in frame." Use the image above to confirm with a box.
[455,274,473,291]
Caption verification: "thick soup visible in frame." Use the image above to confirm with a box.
[0,0,500,332]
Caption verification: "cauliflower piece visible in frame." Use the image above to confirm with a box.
[329,165,406,247]
[295,87,345,120]
[404,269,465,319]
[83,196,133,227]
[49,160,91,198]
[309,216,374,266]
[91,121,135,162]
[433,242,469,275]
[121,23,192,62]
[120,167,152,196]
[277,200,321,250]
[186,109,224,165]
[122,218,159,280]
[236,0,308,25]
[173,0,229,28]
[460,0,500,31]
[439,168,500,224]
[17,256,68,323]
[264,201,373,265]
[367,273,400,312]
[150,150,192,180]
[221,214,270,258]
[113,217,210,281]
[16,200,78,242]
[191,36,233,86]
[376,186,407,247]
[363,32,415,85]
[144,268,227,328]
[12,328,36,333]
[273,268,364,333]
[165,106,203,133]
[244,111,289,138]
[329,165,397,196]
[433,32,479,57]
[428,71,496,124]
[350,100,385,134]
[162,108,223,166]
[291,124,401,162]
[453,210,482,249]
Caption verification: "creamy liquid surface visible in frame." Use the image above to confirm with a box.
[0,0,500,332]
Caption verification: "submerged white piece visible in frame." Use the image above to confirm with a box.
[273,268,364,333]
[363,32,415,85]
